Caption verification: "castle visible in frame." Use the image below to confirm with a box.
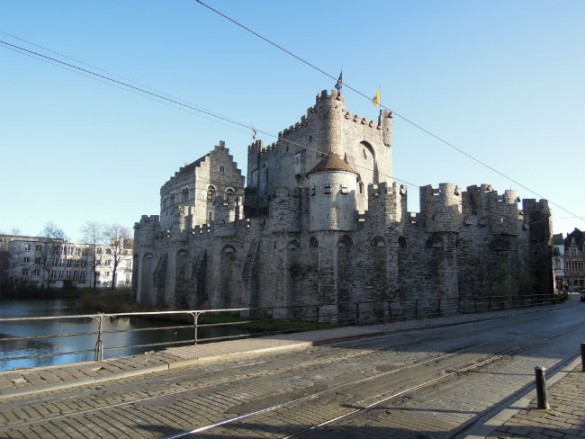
[133,89,553,321]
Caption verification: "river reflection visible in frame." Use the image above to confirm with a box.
[0,298,246,371]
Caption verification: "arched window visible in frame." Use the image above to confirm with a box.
[207,186,216,201]
[288,240,300,251]
[371,236,385,247]
[225,187,235,201]
[310,237,319,248]
[221,245,236,253]
[398,236,407,249]
[181,188,189,202]
[338,235,353,249]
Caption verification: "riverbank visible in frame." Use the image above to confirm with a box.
[0,287,81,300]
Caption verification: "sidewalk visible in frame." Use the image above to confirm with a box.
[0,308,583,438]
[483,358,585,439]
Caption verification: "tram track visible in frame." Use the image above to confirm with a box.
[164,322,582,438]
[0,342,485,432]
[0,306,581,438]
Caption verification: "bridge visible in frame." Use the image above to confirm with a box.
[0,294,584,438]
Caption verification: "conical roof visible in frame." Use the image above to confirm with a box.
[306,153,359,177]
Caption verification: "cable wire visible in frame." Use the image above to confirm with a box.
[0,36,416,188]
[194,0,584,223]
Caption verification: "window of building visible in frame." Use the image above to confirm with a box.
[341,185,349,194]
[338,236,353,249]
[22,269,29,276]
[398,236,407,249]
[35,257,42,264]
[32,269,40,276]
[35,245,42,251]
[219,165,225,173]
[207,186,216,201]
[24,244,30,251]
[23,256,30,263]
[324,184,332,194]
[106,248,112,255]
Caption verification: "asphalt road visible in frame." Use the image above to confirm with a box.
[0,296,582,438]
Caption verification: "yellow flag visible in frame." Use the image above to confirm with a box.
[372,88,380,107]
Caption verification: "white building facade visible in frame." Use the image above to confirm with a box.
[0,234,133,291]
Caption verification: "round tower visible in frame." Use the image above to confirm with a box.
[306,153,359,232]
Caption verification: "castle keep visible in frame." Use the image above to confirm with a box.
[133,90,553,320]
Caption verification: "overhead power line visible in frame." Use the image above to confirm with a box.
[0,36,417,188]
[0,39,251,133]
[194,0,584,223]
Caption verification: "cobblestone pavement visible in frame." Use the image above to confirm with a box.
[484,358,585,439]
[1,297,584,438]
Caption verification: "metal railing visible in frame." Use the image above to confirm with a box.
[0,292,567,370]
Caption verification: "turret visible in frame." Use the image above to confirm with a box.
[133,215,160,248]
[420,183,462,233]
[307,153,359,232]
[488,189,521,236]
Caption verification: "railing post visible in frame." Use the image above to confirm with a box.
[355,302,360,325]
[316,305,320,329]
[94,314,104,362]
[534,366,549,409]
[437,298,441,317]
[414,299,419,320]
[192,312,200,345]
[581,342,585,372]
[457,297,461,315]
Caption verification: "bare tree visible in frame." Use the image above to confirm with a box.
[37,222,68,288]
[103,224,130,290]
[81,222,105,289]
[42,222,67,241]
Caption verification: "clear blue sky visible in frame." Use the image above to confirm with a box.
[1,0,583,242]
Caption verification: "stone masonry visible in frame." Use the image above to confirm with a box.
[133,89,554,321]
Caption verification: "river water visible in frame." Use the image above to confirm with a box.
[0,298,243,371]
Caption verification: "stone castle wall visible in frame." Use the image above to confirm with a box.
[133,90,553,320]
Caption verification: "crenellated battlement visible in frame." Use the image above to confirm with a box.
[344,112,381,130]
